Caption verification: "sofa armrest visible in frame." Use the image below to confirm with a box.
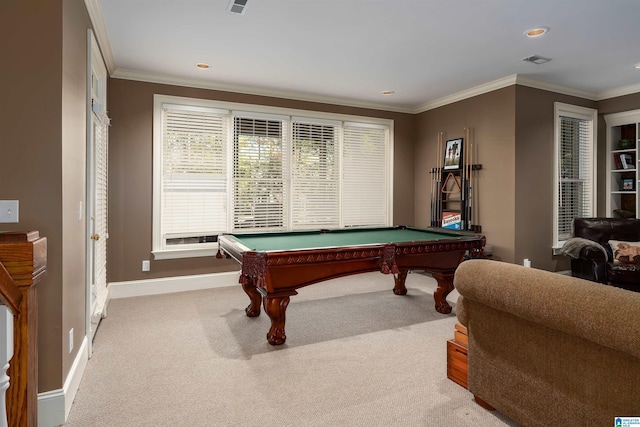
[579,245,609,262]
[560,237,609,261]
[454,259,640,359]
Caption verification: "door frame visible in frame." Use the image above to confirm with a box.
[85,29,109,357]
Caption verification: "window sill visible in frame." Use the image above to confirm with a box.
[152,247,218,260]
[552,245,565,256]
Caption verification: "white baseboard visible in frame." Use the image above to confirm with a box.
[38,335,89,427]
[108,271,241,299]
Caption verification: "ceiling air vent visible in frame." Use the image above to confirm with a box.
[228,0,248,15]
[522,55,552,65]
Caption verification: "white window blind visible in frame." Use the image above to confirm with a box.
[161,106,228,247]
[233,116,286,230]
[554,103,596,248]
[342,123,389,227]
[291,120,340,229]
[558,116,593,240]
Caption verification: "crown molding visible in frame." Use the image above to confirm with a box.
[596,82,640,101]
[111,68,417,114]
[414,75,630,113]
[84,0,116,74]
[416,75,519,113]
[514,75,598,100]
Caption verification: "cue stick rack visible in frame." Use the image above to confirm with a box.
[430,128,482,232]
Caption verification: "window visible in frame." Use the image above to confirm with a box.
[553,102,597,250]
[343,122,389,227]
[153,95,393,259]
[233,115,286,230]
[291,119,340,229]
[157,104,228,255]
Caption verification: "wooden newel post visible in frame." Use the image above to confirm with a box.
[0,231,47,427]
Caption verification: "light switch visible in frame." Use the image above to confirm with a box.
[0,200,19,223]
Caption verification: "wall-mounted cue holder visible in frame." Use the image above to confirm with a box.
[430,129,482,233]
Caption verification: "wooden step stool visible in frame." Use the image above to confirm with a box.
[447,323,468,388]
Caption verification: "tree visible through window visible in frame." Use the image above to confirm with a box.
[233,117,284,230]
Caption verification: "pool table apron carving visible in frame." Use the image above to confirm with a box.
[220,230,485,345]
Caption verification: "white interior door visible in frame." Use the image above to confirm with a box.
[89,110,109,337]
[87,30,109,352]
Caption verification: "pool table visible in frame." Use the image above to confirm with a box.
[217,225,485,345]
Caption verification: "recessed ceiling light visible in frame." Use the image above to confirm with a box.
[525,27,549,38]
[381,90,395,96]
[196,63,211,69]
[634,63,640,69]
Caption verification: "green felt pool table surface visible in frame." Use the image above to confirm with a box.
[224,226,464,252]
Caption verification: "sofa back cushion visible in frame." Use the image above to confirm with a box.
[573,217,640,248]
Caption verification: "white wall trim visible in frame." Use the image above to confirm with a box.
[415,74,605,113]
[515,75,598,101]
[596,81,640,101]
[416,75,519,112]
[112,68,416,114]
[83,0,116,74]
[37,336,89,427]
[108,271,241,299]
[110,67,640,115]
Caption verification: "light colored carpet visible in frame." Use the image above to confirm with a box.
[63,272,519,427]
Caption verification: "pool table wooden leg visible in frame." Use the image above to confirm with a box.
[432,272,454,314]
[263,294,292,345]
[240,276,262,317]
[392,269,408,295]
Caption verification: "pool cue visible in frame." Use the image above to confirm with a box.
[430,164,435,227]
[460,130,465,230]
[467,129,474,231]
[437,132,443,226]
[432,133,441,227]
[464,127,471,231]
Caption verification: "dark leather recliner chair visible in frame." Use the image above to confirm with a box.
[567,217,640,291]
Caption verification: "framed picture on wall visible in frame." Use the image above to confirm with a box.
[443,138,463,170]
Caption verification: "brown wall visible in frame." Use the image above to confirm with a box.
[514,86,596,271]
[415,87,517,262]
[107,79,417,282]
[0,0,64,392]
[0,0,91,392]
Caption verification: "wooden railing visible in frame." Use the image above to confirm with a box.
[0,231,47,427]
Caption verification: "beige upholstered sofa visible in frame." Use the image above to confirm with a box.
[454,259,640,426]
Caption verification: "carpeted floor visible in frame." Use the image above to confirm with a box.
[63,271,519,427]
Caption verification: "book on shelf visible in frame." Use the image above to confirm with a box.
[620,153,635,169]
[614,153,623,169]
